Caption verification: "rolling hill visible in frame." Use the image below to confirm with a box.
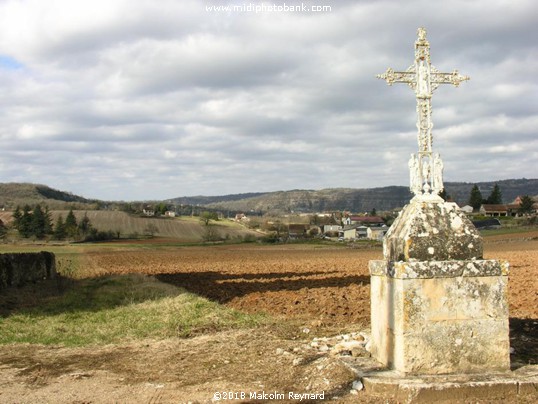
[0,183,98,209]
[185,187,413,214]
[170,179,538,214]
[0,210,259,242]
[1,179,537,216]
[56,211,258,241]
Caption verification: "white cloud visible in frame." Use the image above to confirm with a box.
[488,144,524,154]
[0,0,536,200]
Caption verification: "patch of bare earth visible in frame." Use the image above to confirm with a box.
[0,328,368,403]
[1,232,537,403]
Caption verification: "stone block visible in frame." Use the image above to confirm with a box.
[370,259,510,374]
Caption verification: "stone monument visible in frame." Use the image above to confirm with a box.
[370,28,510,375]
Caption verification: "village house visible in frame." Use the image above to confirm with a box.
[142,206,155,216]
[367,225,389,240]
[341,224,360,240]
[339,214,387,240]
[234,213,250,222]
[323,224,342,234]
[479,204,519,217]
[342,215,385,226]
[341,224,382,240]
[356,226,368,238]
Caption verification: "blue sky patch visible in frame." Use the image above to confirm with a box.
[0,55,23,69]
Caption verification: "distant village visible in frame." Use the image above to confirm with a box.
[229,195,538,242]
[127,188,538,243]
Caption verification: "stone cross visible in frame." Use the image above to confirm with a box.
[370,29,510,377]
[377,27,469,199]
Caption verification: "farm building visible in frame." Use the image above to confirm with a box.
[341,225,360,240]
[341,224,384,240]
[367,225,389,240]
[323,224,342,234]
[342,215,385,226]
[479,204,519,217]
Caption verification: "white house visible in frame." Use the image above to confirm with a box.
[367,225,389,240]
[142,206,155,216]
[342,225,359,240]
[356,226,368,239]
[323,224,342,234]
[460,205,474,214]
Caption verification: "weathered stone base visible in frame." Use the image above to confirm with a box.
[358,365,538,403]
[369,259,510,375]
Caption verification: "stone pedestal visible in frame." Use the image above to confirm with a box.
[369,198,511,375]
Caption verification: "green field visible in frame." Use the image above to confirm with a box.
[0,273,267,346]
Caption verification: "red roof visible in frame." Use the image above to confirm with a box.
[481,204,519,212]
[350,216,384,223]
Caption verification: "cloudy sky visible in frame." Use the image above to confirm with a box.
[0,0,537,200]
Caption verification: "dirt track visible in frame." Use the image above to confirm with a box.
[0,232,537,403]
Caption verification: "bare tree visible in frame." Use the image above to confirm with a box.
[144,223,159,238]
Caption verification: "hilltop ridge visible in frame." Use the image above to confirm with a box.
[170,179,538,214]
[0,183,98,209]
[1,179,536,214]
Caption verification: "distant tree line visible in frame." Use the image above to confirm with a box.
[12,205,117,241]
[468,184,503,210]
[467,184,535,215]
[13,205,52,239]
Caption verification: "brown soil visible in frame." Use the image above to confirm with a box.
[0,231,537,403]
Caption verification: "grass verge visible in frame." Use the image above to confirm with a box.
[481,227,538,237]
[0,274,268,346]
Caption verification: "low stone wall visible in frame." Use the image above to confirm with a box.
[0,252,56,290]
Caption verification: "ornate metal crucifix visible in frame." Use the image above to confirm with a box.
[377,27,469,199]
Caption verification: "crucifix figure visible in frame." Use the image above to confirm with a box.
[377,27,469,199]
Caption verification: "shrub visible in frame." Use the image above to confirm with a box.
[84,229,117,242]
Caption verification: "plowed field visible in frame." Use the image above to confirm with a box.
[81,231,538,324]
